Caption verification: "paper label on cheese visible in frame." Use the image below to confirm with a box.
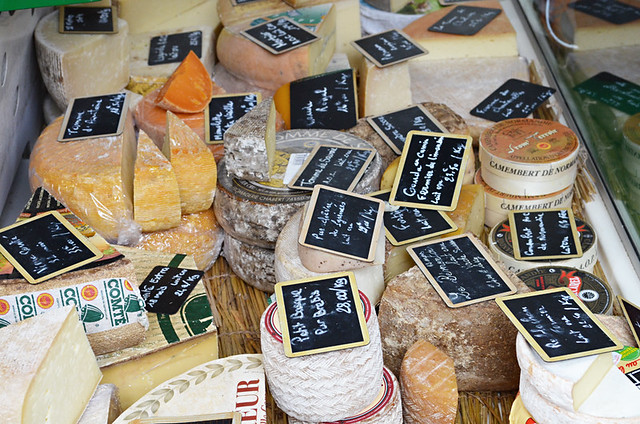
[616,346,640,389]
[0,278,147,332]
[282,153,309,186]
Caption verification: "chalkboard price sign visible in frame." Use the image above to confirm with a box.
[148,31,202,66]
[569,0,640,25]
[232,0,263,5]
[59,6,116,33]
[619,296,640,347]
[59,92,128,142]
[509,209,583,261]
[470,79,556,122]
[204,93,260,144]
[408,234,517,307]
[289,69,358,130]
[370,190,457,246]
[428,5,502,36]
[139,266,204,314]
[134,411,242,424]
[574,72,640,115]
[275,272,369,357]
[389,131,471,210]
[0,211,103,284]
[351,29,427,68]
[241,17,319,54]
[367,105,448,155]
[299,185,385,262]
[288,145,375,191]
[496,288,623,361]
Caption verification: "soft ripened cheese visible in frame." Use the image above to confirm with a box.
[224,98,277,182]
[0,306,102,424]
[78,384,121,424]
[35,11,129,110]
[117,0,220,34]
[358,57,412,118]
[164,111,217,214]
[576,360,640,417]
[400,340,458,424]
[29,114,138,244]
[133,130,182,232]
[216,4,337,91]
[403,0,518,60]
[572,352,616,411]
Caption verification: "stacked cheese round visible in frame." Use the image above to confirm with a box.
[287,367,402,424]
[479,119,580,197]
[260,293,384,422]
[488,217,598,274]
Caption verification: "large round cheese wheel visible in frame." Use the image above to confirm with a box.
[214,129,383,249]
[260,294,384,422]
[223,233,276,292]
[379,264,529,391]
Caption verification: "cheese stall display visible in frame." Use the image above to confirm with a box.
[2,0,640,423]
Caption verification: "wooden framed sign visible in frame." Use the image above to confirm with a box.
[574,72,640,116]
[231,0,264,5]
[241,17,318,55]
[59,6,117,33]
[367,105,448,155]
[428,5,502,36]
[619,296,640,347]
[370,190,457,246]
[204,93,261,144]
[0,211,103,284]
[389,131,471,210]
[299,185,385,262]
[289,69,358,130]
[275,272,369,357]
[408,234,517,307]
[133,412,242,424]
[508,209,583,261]
[139,266,204,314]
[148,31,202,66]
[569,0,640,25]
[58,92,128,142]
[496,288,623,362]
[470,79,556,122]
[351,29,427,68]
[288,145,375,191]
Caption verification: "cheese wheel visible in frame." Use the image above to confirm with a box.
[287,367,402,424]
[35,11,129,110]
[214,129,383,249]
[260,294,384,422]
[223,233,276,293]
[275,208,385,305]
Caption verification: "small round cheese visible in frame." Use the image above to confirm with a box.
[223,233,276,293]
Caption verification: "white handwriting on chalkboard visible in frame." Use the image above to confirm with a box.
[356,206,377,234]
[310,289,326,318]
[311,201,332,240]
[303,101,316,126]
[289,288,306,320]
[291,322,310,345]
[332,277,352,313]
[261,21,303,50]
[432,9,497,31]
[332,201,347,228]
[6,235,30,256]
[301,147,336,186]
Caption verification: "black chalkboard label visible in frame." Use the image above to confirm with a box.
[58,92,127,142]
[232,0,263,4]
[367,105,448,155]
[275,272,369,357]
[0,211,103,284]
[569,0,640,24]
[370,190,457,246]
[241,17,319,55]
[139,266,204,314]
[574,72,640,115]
[408,234,517,308]
[470,79,556,122]
[389,131,471,211]
[509,209,583,261]
[428,6,502,36]
[439,0,482,5]
[289,69,358,130]
[496,288,623,361]
[148,31,202,66]
[299,185,385,262]
[288,145,375,191]
[135,411,242,424]
[619,296,640,347]
[59,6,116,34]
[351,29,427,68]
[204,93,260,144]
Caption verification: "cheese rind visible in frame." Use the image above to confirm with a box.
[78,384,121,424]
[223,233,277,293]
[0,306,102,424]
[117,0,220,35]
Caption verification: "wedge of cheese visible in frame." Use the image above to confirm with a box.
[403,0,518,60]
[35,10,129,110]
[156,51,213,113]
[117,0,220,35]
[216,4,337,91]
[569,0,640,50]
[358,57,412,118]
[29,114,137,244]
[78,384,121,424]
[164,111,217,214]
[134,130,182,232]
[224,98,276,182]
[0,306,102,424]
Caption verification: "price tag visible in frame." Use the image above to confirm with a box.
[574,72,640,115]
[241,17,318,54]
[204,93,260,144]
[148,31,202,66]
[619,296,640,348]
[58,92,127,142]
[351,29,427,68]
[139,266,204,314]
[569,0,640,24]
[428,5,501,36]
[59,6,117,34]
[133,412,242,424]
[470,79,556,122]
